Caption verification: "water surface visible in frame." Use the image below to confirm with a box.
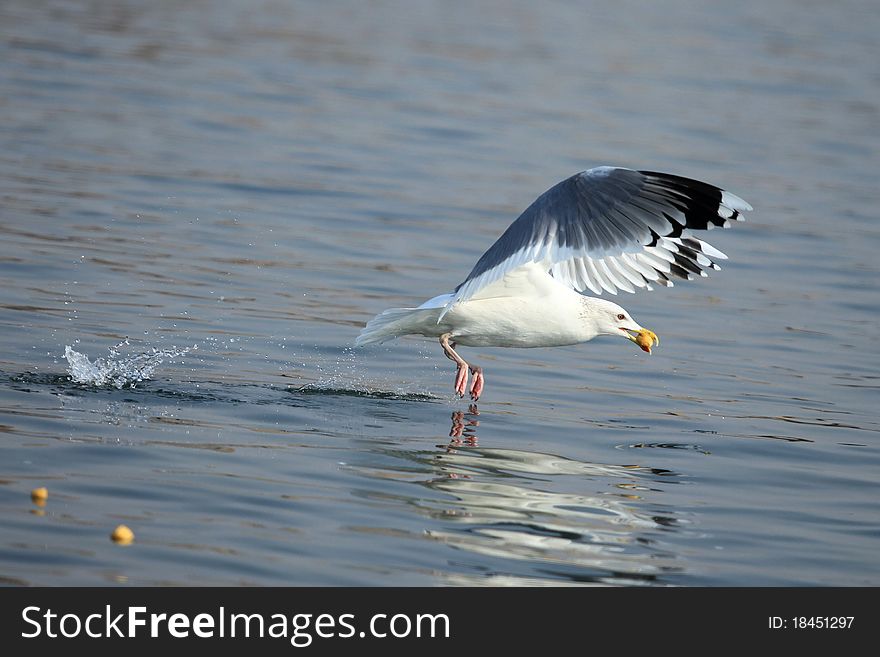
[1,0,878,586]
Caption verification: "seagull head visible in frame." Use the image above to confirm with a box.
[590,299,660,354]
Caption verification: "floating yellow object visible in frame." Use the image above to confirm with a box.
[635,328,659,354]
[111,524,135,545]
[30,487,48,506]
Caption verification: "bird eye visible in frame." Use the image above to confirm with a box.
[617,313,625,320]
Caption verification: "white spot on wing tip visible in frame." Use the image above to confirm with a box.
[721,191,753,212]
[721,192,752,212]
[695,239,727,260]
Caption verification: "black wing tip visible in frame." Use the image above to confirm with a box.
[638,170,752,231]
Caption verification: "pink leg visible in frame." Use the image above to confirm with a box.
[469,366,484,401]
[439,334,484,401]
[440,334,468,397]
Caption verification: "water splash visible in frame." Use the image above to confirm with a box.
[287,345,437,401]
[293,382,436,401]
[64,339,194,389]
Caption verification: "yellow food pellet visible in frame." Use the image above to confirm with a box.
[635,329,658,353]
[111,524,135,545]
[31,487,48,505]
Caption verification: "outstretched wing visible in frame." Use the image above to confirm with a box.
[443,166,751,315]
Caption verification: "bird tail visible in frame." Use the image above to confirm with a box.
[356,293,452,346]
[355,307,432,346]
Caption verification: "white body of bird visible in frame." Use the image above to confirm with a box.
[356,262,645,348]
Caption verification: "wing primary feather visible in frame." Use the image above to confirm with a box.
[574,258,602,294]
[607,257,644,290]
[585,258,618,294]
[598,258,635,293]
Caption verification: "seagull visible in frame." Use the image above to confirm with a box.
[356,166,752,400]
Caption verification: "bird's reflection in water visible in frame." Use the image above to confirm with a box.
[448,403,480,446]
[427,404,686,585]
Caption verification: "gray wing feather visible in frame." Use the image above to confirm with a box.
[443,166,751,316]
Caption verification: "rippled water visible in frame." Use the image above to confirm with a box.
[1,0,878,586]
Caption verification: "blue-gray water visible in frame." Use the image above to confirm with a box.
[1,0,878,586]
